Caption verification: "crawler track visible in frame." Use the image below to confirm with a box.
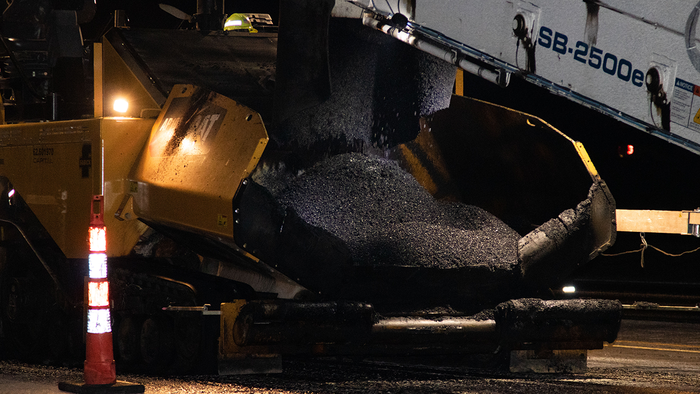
[2,320,699,393]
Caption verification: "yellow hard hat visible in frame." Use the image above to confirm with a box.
[224,13,258,33]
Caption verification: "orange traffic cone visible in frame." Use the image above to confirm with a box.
[59,195,144,393]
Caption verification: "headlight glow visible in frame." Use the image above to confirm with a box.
[113,98,129,114]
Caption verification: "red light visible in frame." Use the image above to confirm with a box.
[617,144,635,157]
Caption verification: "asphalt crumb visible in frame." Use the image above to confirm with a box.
[274,152,520,270]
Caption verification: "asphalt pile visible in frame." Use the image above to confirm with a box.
[274,152,521,270]
[273,19,456,151]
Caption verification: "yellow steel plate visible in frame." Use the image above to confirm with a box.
[129,84,268,242]
[0,118,154,258]
[616,209,692,235]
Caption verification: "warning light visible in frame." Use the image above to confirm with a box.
[617,144,635,157]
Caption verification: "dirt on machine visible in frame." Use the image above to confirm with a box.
[0,0,619,375]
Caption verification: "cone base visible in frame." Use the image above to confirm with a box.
[58,380,145,393]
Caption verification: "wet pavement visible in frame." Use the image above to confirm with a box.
[1,319,699,393]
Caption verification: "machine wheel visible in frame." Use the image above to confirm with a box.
[0,246,78,365]
[172,315,202,374]
[1,275,49,361]
[116,316,142,365]
[45,307,81,363]
[140,317,175,372]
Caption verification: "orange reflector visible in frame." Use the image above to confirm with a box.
[88,281,110,307]
[89,226,106,252]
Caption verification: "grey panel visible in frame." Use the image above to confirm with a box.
[109,28,277,119]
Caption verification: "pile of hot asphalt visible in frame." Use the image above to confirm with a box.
[273,153,521,270]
